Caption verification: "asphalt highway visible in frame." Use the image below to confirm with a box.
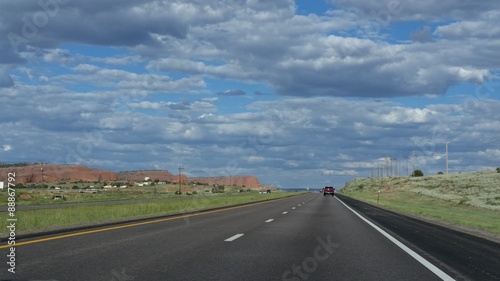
[1,193,498,280]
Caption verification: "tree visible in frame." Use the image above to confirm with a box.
[437,171,444,175]
[412,170,424,177]
[497,167,500,173]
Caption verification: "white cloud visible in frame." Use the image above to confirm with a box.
[0,0,499,188]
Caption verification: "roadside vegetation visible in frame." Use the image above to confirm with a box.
[340,170,500,235]
[0,183,302,236]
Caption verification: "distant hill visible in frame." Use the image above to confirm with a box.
[0,163,264,187]
[343,170,500,210]
[190,176,262,188]
[116,170,183,182]
[0,164,116,183]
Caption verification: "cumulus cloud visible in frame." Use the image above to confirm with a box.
[331,0,500,21]
[218,89,246,96]
[411,26,434,43]
[0,69,14,88]
[0,0,499,187]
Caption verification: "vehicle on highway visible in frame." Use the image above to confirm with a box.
[319,188,324,193]
[52,195,66,200]
[323,186,335,196]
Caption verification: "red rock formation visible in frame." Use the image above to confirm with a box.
[190,175,261,187]
[116,170,185,182]
[0,164,265,188]
[0,164,117,184]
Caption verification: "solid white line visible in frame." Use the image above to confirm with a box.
[336,198,455,281]
[282,212,288,214]
[224,234,244,242]
[265,219,274,223]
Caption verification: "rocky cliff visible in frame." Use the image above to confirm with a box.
[0,164,116,184]
[0,164,263,187]
[116,170,186,183]
[190,176,261,187]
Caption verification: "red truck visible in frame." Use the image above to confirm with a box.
[323,186,335,196]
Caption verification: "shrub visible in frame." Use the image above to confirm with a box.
[412,170,424,177]
[437,171,444,175]
[496,167,500,173]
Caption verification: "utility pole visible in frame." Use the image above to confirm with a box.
[394,158,399,177]
[405,157,409,176]
[444,141,449,176]
[412,151,415,177]
[40,161,44,183]
[178,165,184,193]
[385,157,389,177]
[389,158,392,177]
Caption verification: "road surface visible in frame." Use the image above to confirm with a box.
[1,193,498,280]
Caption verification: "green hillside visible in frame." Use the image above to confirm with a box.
[340,170,500,237]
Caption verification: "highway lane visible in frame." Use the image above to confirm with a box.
[337,194,500,281]
[0,193,466,280]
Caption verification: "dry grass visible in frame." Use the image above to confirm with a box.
[340,170,500,235]
[343,170,500,210]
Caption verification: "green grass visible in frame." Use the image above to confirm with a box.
[0,192,302,236]
[341,171,500,235]
[0,184,190,206]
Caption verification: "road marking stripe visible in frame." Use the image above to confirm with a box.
[292,207,296,209]
[282,212,288,214]
[225,234,244,242]
[0,196,298,249]
[265,219,274,223]
[337,198,455,281]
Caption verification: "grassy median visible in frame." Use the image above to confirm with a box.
[0,192,302,237]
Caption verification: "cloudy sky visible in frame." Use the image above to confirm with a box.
[1,0,499,189]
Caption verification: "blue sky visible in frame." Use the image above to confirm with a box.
[1,0,499,189]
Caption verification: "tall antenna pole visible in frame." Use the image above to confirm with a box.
[444,141,449,176]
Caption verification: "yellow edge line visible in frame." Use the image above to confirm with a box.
[0,195,296,249]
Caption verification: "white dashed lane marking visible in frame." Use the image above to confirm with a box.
[225,234,244,242]
[265,219,274,223]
